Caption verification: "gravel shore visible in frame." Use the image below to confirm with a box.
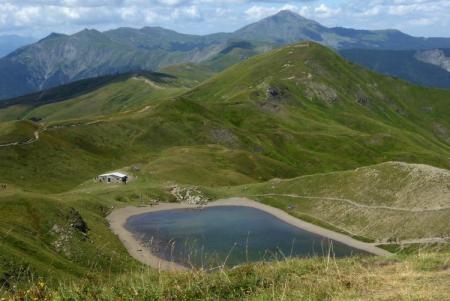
[107,197,392,271]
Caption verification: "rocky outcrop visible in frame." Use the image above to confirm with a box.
[266,87,281,98]
[50,208,89,256]
[169,186,209,205]
[415,49,450,72]
[305,82,338,103]
[67,208,89,235]
[356,91,370,106]
[210,128,239,146]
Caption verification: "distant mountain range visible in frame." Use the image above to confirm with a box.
[2,10,450,100]
[231,11,450,50]
[0,34,35,58]
[340,48,450,90]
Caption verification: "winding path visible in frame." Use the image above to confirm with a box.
[0,130,40,147]
[0,120,104,148]
[250,193,450,213]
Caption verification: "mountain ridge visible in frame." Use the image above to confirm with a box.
[340,48,450,89]
[2,10,450,100]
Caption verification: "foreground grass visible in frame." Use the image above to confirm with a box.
[2,252,450,300]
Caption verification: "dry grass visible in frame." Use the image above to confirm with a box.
[2,252,449,300]
[233,162,450,242]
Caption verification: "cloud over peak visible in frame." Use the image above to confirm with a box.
[0,0,449,38]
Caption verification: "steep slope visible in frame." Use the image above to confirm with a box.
[0,72,187,122]
[416,49,450,71]
[0,192,138,284]
[229,162,450,241]
[0,29,224,99]
[233,10,327,45]
[2,10,450,100]
[181,42,450,171]
[104,26,226,53]
[341,48,450,90]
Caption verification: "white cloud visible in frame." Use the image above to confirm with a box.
[245,6,278,20]
[314,4,341,18]
[245,3,312,21]
[171,5,202,21]
[0,0,449,38]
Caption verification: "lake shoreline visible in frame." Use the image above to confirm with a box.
[107,197,392,271]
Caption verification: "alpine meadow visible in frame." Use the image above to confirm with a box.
[0,6,449,301]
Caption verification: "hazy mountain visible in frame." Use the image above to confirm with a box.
[0,34,35,58]
[340,48,450,89]
[233,10,450,50]
[2,10,450,100]
[0,28,226,100]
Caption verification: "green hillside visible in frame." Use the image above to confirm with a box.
[225,162,450,242]
[0,192,138,284]
[1,41,449,193]
[182,42,450,170]
[0,72,187,122]
[1,42,450,297]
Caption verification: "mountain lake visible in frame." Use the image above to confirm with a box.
[125,206,367,269]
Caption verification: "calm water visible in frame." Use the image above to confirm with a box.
[125,206,366,269]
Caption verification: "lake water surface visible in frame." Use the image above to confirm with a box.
[125,206,366,268]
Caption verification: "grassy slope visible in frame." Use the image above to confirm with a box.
[0,192,139,284]
[0,42,450,293]
[0,121,37,144]
[181,42,450,172]
[224,162,450,241]
[23,77,183,122]
[160,63,215,87]
[0,72,187,122]
[0,73,132,121]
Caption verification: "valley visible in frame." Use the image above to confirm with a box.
[0,37,449,300]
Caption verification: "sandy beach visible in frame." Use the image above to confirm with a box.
[107,197,392,271]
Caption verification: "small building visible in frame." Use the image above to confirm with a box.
[97,172,128,184]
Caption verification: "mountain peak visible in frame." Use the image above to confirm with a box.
[38,32,67,43]
[140,26,177,34]
[273,10,301,18]
[233,10,325,44]
[267,10,312,22]
[72,28,104,39]
[77,28,101,34]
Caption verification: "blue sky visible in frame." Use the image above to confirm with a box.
[0,0,449,38]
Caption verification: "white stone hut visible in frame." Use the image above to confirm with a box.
[97,172,128,184]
